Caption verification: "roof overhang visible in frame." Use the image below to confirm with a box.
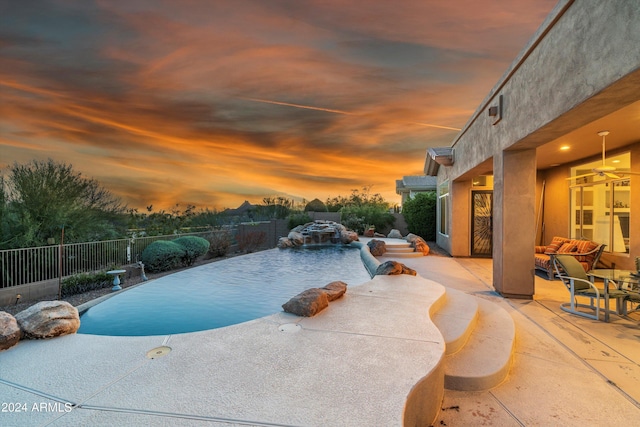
[424,147,454,176]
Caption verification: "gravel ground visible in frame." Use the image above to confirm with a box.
[1,241,448,316]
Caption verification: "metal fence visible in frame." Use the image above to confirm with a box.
[0,230,229,289]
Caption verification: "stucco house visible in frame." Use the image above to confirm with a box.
[425,0,640,298]
[395,175,437,206]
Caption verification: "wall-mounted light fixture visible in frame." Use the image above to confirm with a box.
[488,94,503,125]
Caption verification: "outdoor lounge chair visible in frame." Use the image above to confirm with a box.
[552,254,628,321]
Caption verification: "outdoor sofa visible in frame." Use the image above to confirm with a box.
[535,236,605,280]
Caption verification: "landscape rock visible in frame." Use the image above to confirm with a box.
[340,230,359,244]
[322,281,347,301]
[406,233,430,255]
[287,231,304,246]
[414,238,431,255]
[405,233,420,243]
[15,301,80,339]
[387,229,403,239]
[282,288,329,317]
[367,239,387,256]
[277,237,292,248]
[0,312,21,351]
[375,261,417,276]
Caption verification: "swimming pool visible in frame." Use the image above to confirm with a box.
[78,246,371,336]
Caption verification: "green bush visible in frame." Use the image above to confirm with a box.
[141,240,184,272]
[402,192,437,240]
[288,213,312,229]
[173,236,210,266]
[206,230,232,257]
[340,205,394,235]
[61,271,112,297]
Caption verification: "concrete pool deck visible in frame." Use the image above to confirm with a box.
[1,242,640,425]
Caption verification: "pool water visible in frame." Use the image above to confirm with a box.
[78,246,370,336]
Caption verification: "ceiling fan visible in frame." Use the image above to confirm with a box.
[567,130,640,181]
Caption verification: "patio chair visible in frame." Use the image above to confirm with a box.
[552,254,628,321]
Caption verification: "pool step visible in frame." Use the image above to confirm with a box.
[432,288,515,391]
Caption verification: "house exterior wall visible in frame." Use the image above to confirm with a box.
[436,0,640,296]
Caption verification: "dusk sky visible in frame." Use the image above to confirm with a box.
[1,0,557,211]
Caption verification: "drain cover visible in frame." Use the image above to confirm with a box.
[278,323,301,333]
[146,346,172,359]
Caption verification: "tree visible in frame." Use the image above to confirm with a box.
[304,198,327,212]
[2,159,126,247]
[402,192,437,240]
[325,186,395,234]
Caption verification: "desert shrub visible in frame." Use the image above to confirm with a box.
[340,205,394,235]
[402,191,437,240]
[61,271,112,297]
[173,236,210,266]
[141,240,184,272]
[206,230,232,257]
[288,213,312,229]
[237,230,266,253]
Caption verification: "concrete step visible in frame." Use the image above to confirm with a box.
[430,288,479,355]
[386,247,415,253]
[440,297,515,391]
[383,252,425,258]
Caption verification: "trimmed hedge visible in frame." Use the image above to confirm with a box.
[173,236,210,266]
[141,240,185,272]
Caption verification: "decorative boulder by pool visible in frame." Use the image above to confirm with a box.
[15,301,80,339]
[282,288,329,317]
[375,260,417,276]
[367,239,387,256]
[340,230,359,244]
[387,229,403,239]
[0,312,21,351]
[322,281,348,301]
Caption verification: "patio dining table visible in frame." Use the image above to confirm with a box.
[587,269,639,322]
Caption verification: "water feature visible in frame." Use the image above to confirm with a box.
[78,245,370,336]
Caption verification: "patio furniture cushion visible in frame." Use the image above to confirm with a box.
[545,236,571,253]
[557,242,578,253]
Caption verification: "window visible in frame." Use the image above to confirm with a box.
[438,181,449,236]
[570,153,631,254]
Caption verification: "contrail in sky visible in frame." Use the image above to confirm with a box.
[240,97,356,115]
[240,97,461,131]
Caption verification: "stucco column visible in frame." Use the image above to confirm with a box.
[450,180,471,257]
[493,149,536,298]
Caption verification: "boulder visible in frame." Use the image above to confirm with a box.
[414,238,431,255]
[387,229,403,239]
[405,233,419,243]
[287,231,305,246]
[282,288,329,317]
[375,261,417,276]
[277,237,294,248]
[15,301,80,339]
[322,281,347,301]
[0,312,21,351]
[340,230,359,244]
[367,239,387,256]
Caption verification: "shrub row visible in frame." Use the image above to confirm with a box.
[61,271,112,297]
[141,236,210,273]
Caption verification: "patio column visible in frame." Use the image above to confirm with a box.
[493,148,536,298]
[450,180,471,256]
